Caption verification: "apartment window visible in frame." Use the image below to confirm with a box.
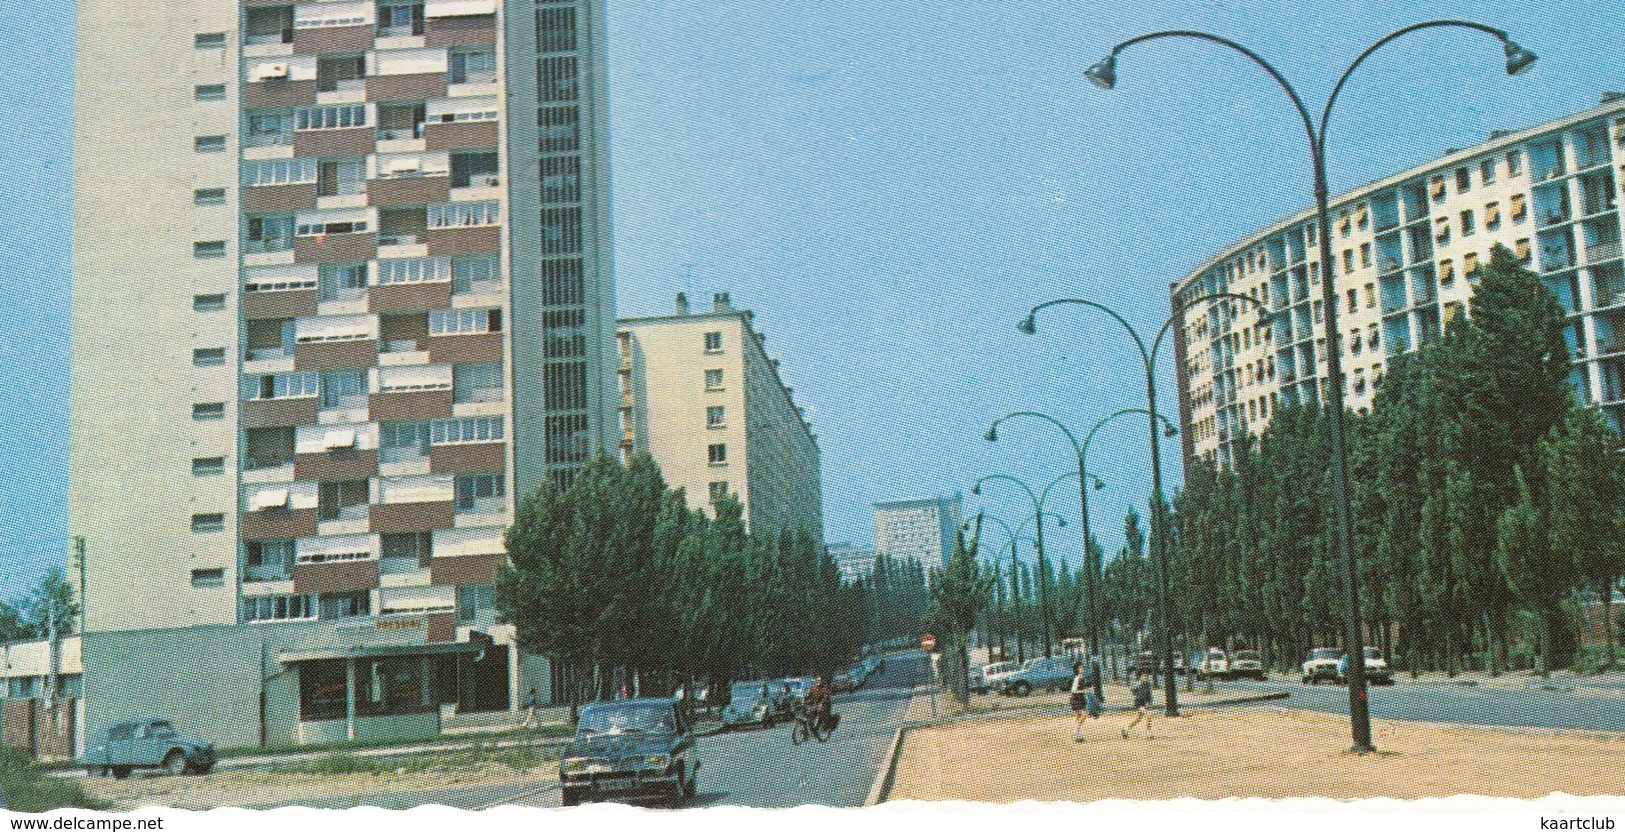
[191,568,225,588]
[1359,243,1371,269]
[449,48,497,85]
[451,151,500,189]
[194,188,227,206]
[195,135,227,153]
[194,84,227,102]
[192,457,226,477]
[541,259,583,306]
[247,216,296,251]
[1429,175,1446,203]
[703,331,723,352]
[377,2,424,37]
[455,473,505,512]
[195,294,227,312]
[1485,201,1502,231]
[1341,249,1353,273]
[704,369,724,390]
[1480,158,1496,185]
[1506,149,1523,176]
[320,369,367,409]
[1454,166,1471,193]
[194,32,227,49]
[707,405,726,428]
[246,112,294,147]
[248,371,320,400]
[1368,324,1380,350]
[1434,216,1451,245]
[194,240,227,259]
[246,539,295,573]
[430,308,501,335]
[1345,289,1357,314]
[546,413,590,464]
[1350,329,1363,356]
[1363,283,1376,309]
[193,402,226,421]
[1305,224,1317,245]
[429,200,500,228]
[244,594,317,623]
[457,583,495,621]
[539,107,580,152]
[707,443,728,465]
[1510,193,1528,222]
[537,6,577,52]
[246,6,294,44]
[295,104,367,131]
[539,155,580,203]
[245,427,296,469]
[318,480,369,520]
[382,531,434,568]
[708,481,729,503]
[539,56,579,102]
[296,218,365,237]
[1460,209,1475,237]
[193,347,226,367]
[539,207,581,254]
[453,362,504,403]
[192,513,226,533]
[543,362,587,410]
[430,415,504,444]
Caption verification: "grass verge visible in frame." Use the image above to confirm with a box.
[0,749,108,812]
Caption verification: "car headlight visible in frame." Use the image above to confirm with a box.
[562,757,587,773]
[645,754,669,769]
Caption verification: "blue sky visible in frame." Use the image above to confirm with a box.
[2,0,1620,596]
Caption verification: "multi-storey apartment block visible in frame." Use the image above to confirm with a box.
[874,496,962,571]
[617,293,824,541]
[70,0,615,749]
[1174,96,1625,470]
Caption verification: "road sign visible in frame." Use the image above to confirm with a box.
[920,633,937,652]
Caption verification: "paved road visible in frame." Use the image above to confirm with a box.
[262,651,932,810]
[1170,676,1624,732]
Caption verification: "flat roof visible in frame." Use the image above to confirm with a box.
[278,642,481,663]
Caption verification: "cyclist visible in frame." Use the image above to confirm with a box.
[803,676,832,728]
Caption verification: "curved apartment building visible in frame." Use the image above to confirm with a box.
[1173,96,1625,469]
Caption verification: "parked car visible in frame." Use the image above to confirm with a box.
[1338,647,1394,685]
[721,681,778,729]
[1228,649,1267,680]
[830,672,853,693]
[978,660,1019,694]
[560,698,700,807]
[1301,647,1343,684]
[998,656,1075,697]
[1130,651,1159,676]
[83,719,215,779]
[1196,648,1230,680]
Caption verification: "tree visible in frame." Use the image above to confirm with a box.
[929,523,993,705]
[1496,467,1572,676]
[1541,404,1625,667]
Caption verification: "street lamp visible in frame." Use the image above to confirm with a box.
[1084,20,1535,752]
[984,408,1178,700]
[972,472,1078,659]
[973,511,1066,664]
[1021,292,1269,717]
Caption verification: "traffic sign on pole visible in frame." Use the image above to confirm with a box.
[921,633,937,652]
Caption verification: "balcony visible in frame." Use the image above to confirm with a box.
[1589,241,1622,264]
[370,500,455,534]
[425,13,495,48]
[294,339,377,371]
[429,441,505,475]
[368,175,452,208]
[293,232,378,264]
[367,73,447,103]
[292,558,379,595]
[370,388,455,421]
[295,448,379,481]
[292,24,374,55]
[244,562,292,583]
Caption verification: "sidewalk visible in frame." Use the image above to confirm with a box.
[887,704,1625,802]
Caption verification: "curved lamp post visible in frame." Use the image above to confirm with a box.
[973,511,1066,664]
[985,408,1178,699]
[1021,292,1270,716]
[972,472,1078,659]
[1081,21,1535,751]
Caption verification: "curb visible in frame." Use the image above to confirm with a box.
[863,726,905,807]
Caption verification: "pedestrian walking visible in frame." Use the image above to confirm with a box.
[1121,672,1154,739]
[1069,661,1102,742]
[520,687,540,729]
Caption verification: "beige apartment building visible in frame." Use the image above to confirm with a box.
[1174,95,1625,470]
[874,496,961,571]
[70,0,617,749]
[617,294,823,541]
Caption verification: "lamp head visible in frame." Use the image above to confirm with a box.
[1503,39,1537,76]
[1083,54,1117,90]
[1164,424,1179,438]
[1016,314,1037,335]
[984,425,998,442]
[1092,477,1105,491]
[971,483,981,496]
[1056,516,1067,528]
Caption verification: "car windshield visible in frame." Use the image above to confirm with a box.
[1234,651,1260,661]
[1311,649,1341,660]
[149,721,176,739]
[986,662,1016,675]
[577,703,675,736]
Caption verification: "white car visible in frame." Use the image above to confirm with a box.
[1228,649,1267,680]
[1338,647,1394,685]
[979,660,1020,694]
[1301,647,1343,684]
[1196,648,1229,680]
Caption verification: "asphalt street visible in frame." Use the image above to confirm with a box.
[259,650,932,810]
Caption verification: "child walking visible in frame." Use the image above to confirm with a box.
[1121,671,1154,739]
[1069,661,1102,742]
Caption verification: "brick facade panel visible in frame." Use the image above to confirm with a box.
[243,290,319,320]
[369,500,456,534]
[429,441,505,474]
[242,398,320,429]
[292,559,380,594]
[294,339,378,372]
[431,553,504,586]
[370,390,455,421]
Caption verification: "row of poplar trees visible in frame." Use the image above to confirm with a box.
[1154,244,1624,674]
[494,453,923,710]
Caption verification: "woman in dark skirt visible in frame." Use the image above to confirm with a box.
[1069,661,1102,742]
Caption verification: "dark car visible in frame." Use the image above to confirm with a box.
[559,699,701,807]
[82,719,215,779]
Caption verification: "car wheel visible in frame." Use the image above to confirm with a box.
[193,762,214,776]
[164,751,188,777]
[1012,681,1031,697]
[111,767,131,780]
[561,790,581,807]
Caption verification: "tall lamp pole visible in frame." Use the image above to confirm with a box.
[1082,21,1536,751]
[973,511,1066,664]
[1020,291,1269,717]
[972,472,1078,660]
[985,408,1178,700]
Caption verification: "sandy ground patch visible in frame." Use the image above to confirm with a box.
[889,705,1625,801]
[79,756,555,810]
